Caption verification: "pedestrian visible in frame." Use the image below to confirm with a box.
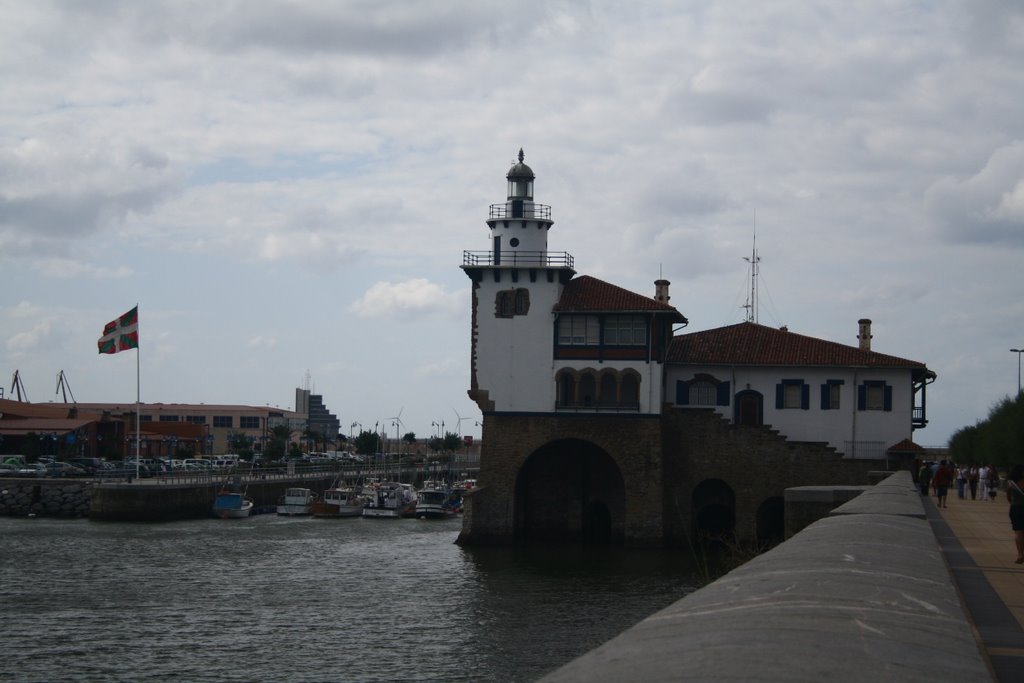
[980,465,991,501]
[968,466,979,500]
[987,466,1000,502]
[917,462,933,497]
[933,460,954,509]
[1005,465,1024,564]
[956,465,967,500]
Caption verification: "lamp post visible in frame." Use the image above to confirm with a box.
[1012,348,1024,397]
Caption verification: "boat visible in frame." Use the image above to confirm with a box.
[311,486,367,518]
[213,490,254,519]
[277,487,317,516]
[362,481,417,518]
[414,483,457,519]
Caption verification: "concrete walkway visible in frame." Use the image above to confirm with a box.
[930,486,1024,682]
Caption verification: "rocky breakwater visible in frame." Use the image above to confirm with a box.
[0,479,93,517]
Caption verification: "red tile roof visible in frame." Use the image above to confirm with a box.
[887,438,924,452]
[554,275,685,319]
[667,321,926,369]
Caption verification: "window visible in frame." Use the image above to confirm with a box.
[213,416,233,428]
[775,380,809,410]
[497,291,512,317]
[821,380,843,410]
[604,315,646,346]
[514,289,529,315]
[159,415,179,422]
[140,415,153,422]
[689,381,718,406]
[557,315,600,346]
[186,415,207,425]
[240,416,260,429]
[857,380,892,412]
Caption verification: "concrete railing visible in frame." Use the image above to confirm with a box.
[540,471,991,682]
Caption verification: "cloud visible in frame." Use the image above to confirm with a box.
[925,141,1024,246]
[350,278,462,318]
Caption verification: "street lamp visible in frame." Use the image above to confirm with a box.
[1012,349,1024,397]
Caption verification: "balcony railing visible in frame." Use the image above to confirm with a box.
[489,202,552,220]
[463,250,574,268]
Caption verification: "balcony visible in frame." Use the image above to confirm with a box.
[489,202,552,220]
[463,250,574,268]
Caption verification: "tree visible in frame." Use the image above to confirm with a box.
[226,431,254,460]
[402,432,417,445]
[265,424,293,461]
[442,431,464,452]
[948,394,1024,468]
[353,430,381,455]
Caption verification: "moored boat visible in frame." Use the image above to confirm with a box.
[213,490,254,519]
[277,487,317,516]
[311,487,367,518]
[362,482,417,518]
[415,485,456,520]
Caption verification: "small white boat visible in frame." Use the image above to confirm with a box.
[277,487,317,516]
[362,482,417,518]
[311,487,367,518]
[213,491,254,519]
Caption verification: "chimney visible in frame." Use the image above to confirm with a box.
[654,279,670,304]
[858,318,872,351]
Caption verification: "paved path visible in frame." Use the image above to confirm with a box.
[930,485,1024,682]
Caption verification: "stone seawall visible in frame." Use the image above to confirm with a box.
[0,479,92,517]
[0,475,337,521]
[540,471,991,682]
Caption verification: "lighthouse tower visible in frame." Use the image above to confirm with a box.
[462,150,575,414]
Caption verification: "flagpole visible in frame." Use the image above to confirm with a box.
[135,305,140,481]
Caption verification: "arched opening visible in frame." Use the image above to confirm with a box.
[756,496,785,548]
[557,371,577,408]
[514,438,624,545]
[579,374,597,407]
[692,479,736,547]
[620,373,639,406]
[598,373,617,406]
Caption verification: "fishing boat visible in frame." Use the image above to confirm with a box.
[276,487,317,516]
[362,481,417,518]
[311,486,367,518]
[212,490,254,519]
[414,483,456,520]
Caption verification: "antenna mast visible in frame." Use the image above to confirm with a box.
[742,218,760,323]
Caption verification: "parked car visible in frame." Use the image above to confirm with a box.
[0,463,19,476]
[17,463,48,477]
[47,461,87,477]
[70,458,104,475]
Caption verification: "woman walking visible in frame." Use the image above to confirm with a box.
[1005,465,1024,564]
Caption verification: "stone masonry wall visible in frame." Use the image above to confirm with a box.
[0,479,92,517]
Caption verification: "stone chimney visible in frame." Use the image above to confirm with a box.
[858,318,872,351]
[654,279,670,304]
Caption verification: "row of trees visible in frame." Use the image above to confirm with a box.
[948,393,1024,467]
[226,425,469,462]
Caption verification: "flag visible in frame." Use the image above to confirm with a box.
[98,306,139,354]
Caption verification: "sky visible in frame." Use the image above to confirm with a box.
[2,0,1023,447]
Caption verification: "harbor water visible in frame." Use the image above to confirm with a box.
[0,515,702,682]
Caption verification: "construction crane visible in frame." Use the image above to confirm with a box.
[56,370,76,404]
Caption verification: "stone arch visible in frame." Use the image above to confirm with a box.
[756,496,785,547]
[556,368,578,407]
[578,372,597,407]
[514,438,625,545]
[620,370,640,406]
[692,478,736,544]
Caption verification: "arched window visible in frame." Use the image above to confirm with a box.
[557,371,577,407]
[621,373,640,406]
[579,373,597,407]
[599,373,617,405]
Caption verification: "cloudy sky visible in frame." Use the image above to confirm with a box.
[2,0,1022,446]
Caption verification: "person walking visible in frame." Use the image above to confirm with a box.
[956,465,967,500]
[987,465,1000,502]
[980,465,991,501]
[933,460,954,509]
[918,462,933,497]
[968,466,980,500]
[1005,465,1024,564]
